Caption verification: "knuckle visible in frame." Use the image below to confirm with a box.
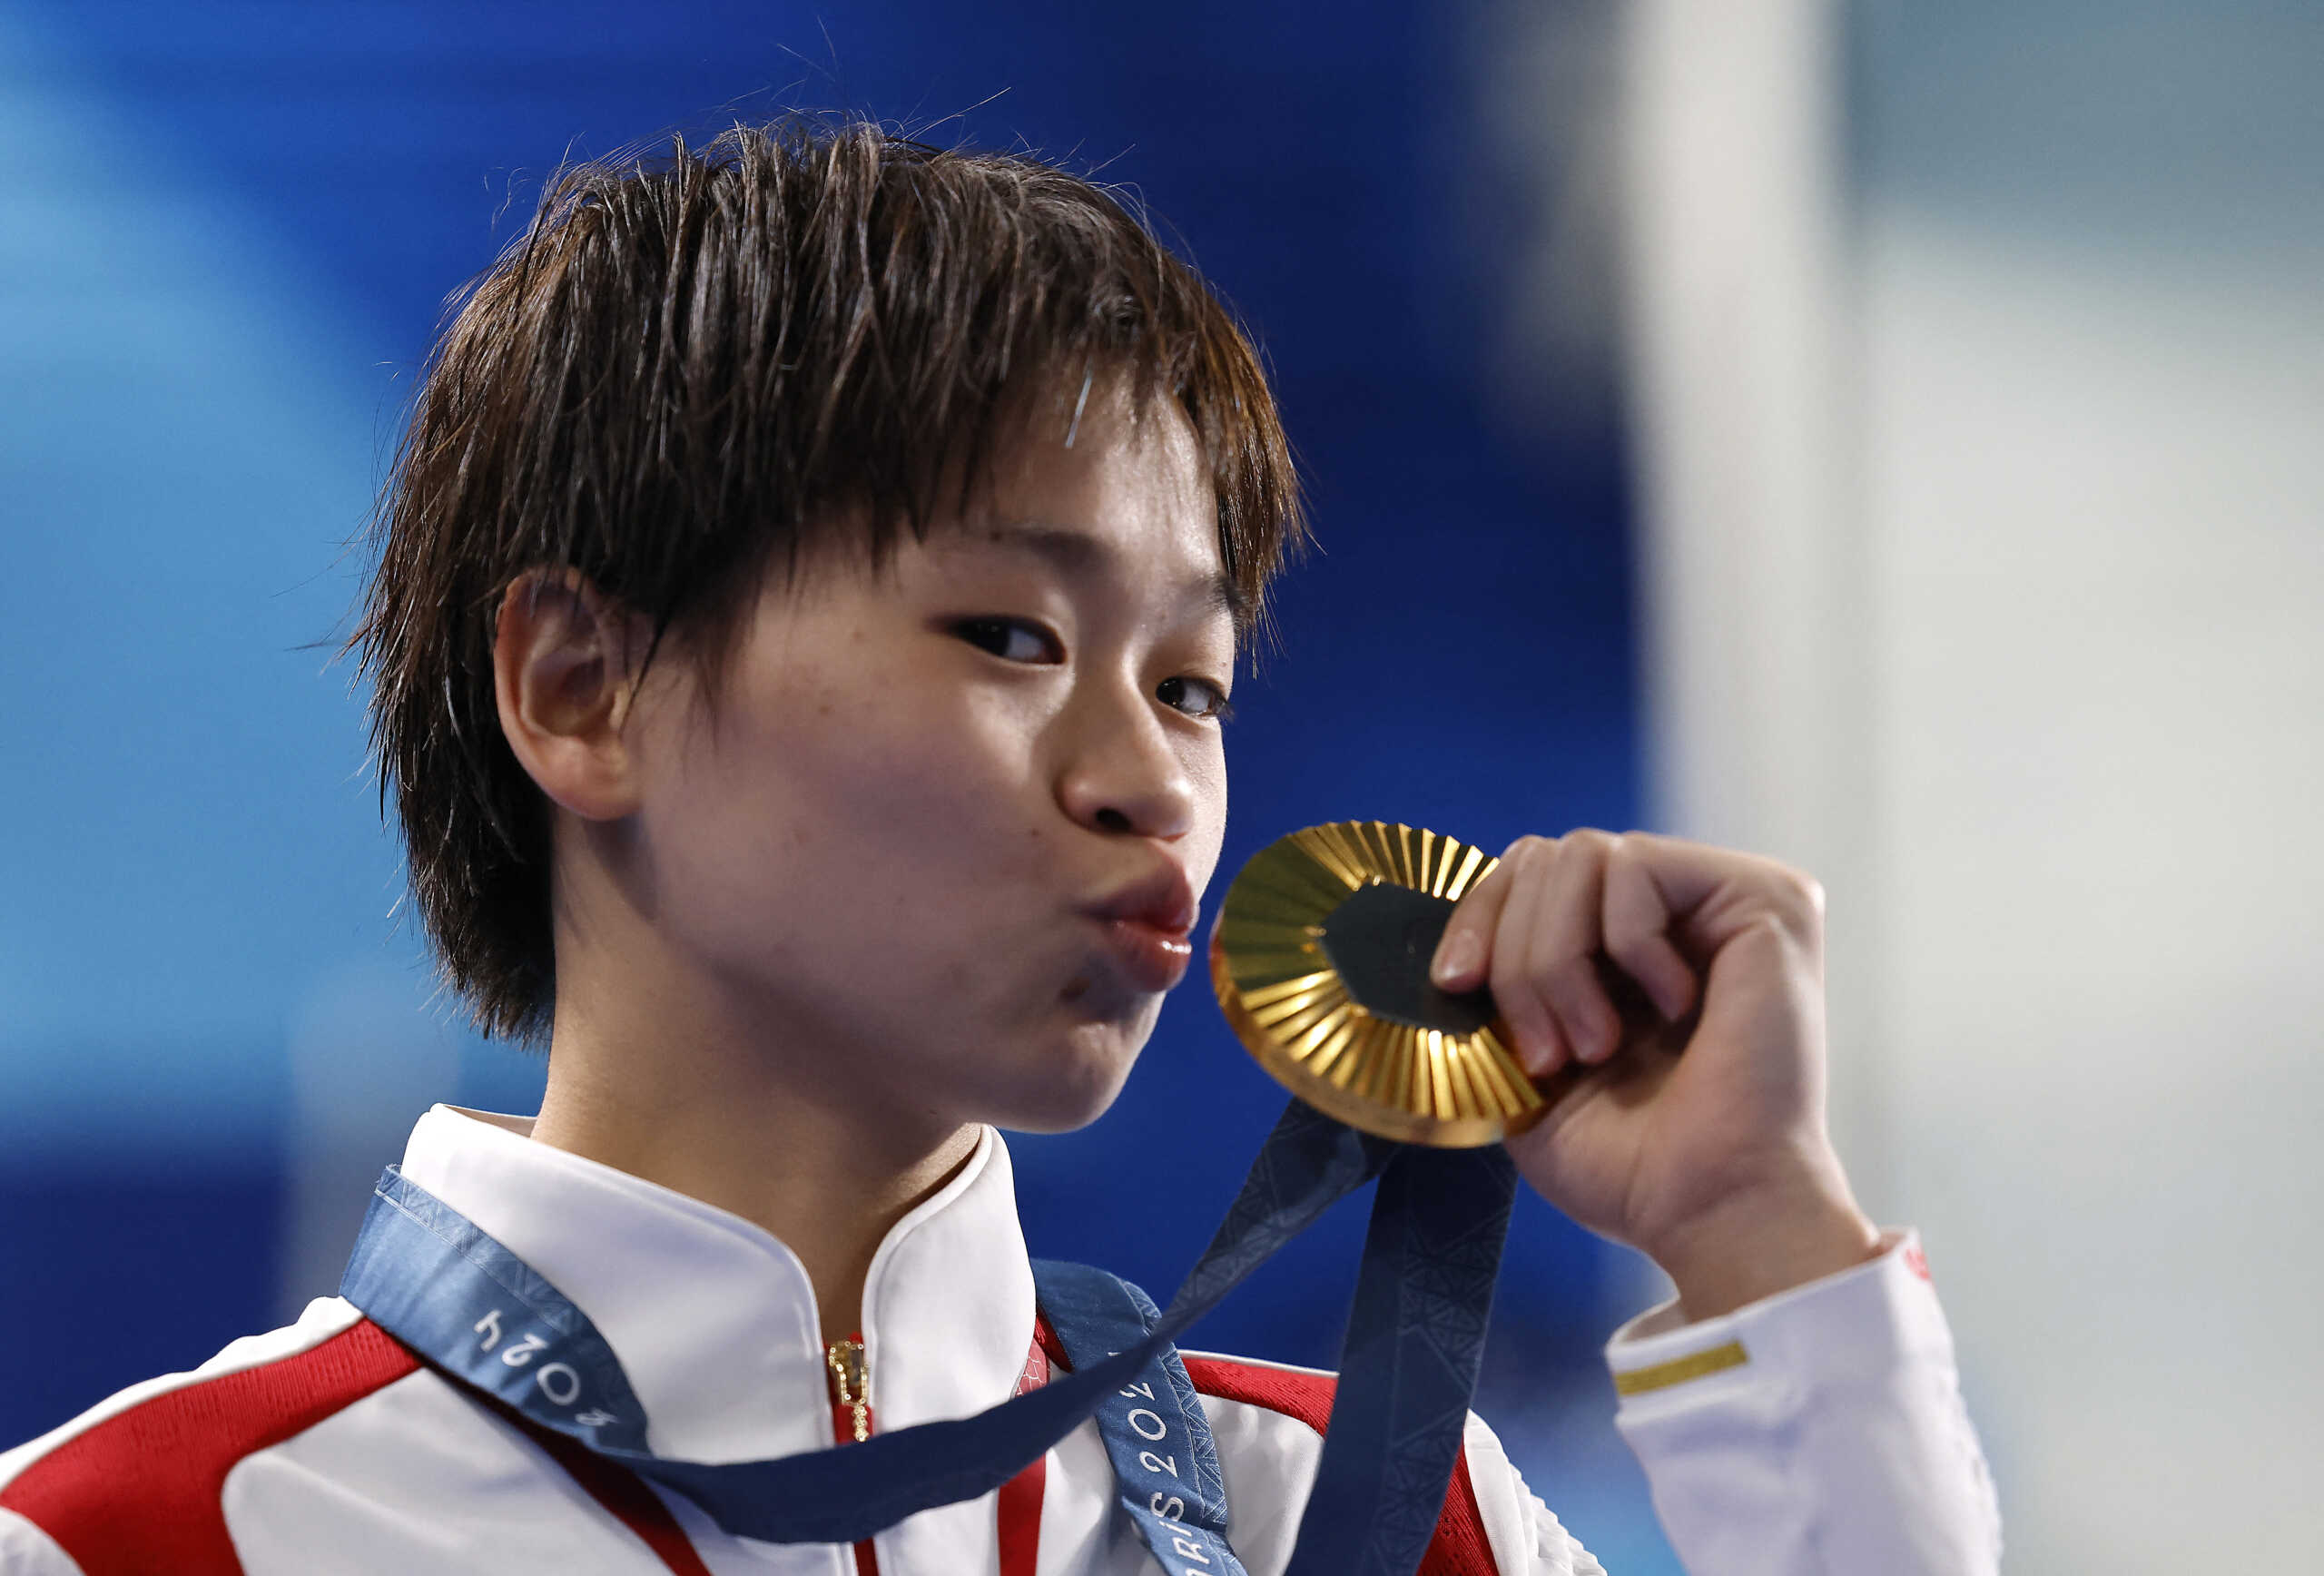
[1501,834,1553,865]
[1768,863,1827,923]
[1566,827,1620,859]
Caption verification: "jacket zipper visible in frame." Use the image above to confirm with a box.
[827,1338,872,1444]
[826,1337,880,1576]
[823,1326,1055,1576]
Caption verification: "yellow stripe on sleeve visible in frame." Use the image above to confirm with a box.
[1612,1339,1749,1396]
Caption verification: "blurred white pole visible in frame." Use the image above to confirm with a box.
[1616,0,2324,1567]
[1855,217,2324,1571]
[1612,0,1890,1203]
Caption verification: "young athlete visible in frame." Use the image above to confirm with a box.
[0,121,2000,1575]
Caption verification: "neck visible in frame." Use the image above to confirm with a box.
[532,890,980,1346]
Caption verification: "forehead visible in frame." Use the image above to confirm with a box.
[924,386,1240,625]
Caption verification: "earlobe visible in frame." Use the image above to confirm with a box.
[492,570,648,822]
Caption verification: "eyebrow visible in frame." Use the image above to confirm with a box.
[968,522,1247,628]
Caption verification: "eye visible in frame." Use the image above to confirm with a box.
[952,617,1062,665]
[1157,675,1234,722]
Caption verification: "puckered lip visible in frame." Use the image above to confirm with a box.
[1078,862,1201,995]
[1082,862,1199,938]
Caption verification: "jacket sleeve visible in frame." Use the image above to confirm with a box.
[1604,1230,2003,1575]
[0,1510,83,1576]
[1459,1413,1607,1576]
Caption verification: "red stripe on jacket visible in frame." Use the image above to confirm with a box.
[3,1322,1498,1575]
[999,1320,1056,1576]
[0,1320,421,1576]
[1179,1355,1502,1576]
[510,1417,716,1576]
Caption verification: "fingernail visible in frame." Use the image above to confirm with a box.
[1583,1007,1621,1062]
[1521,1032,1564,1079]
[1432,932,1481,987]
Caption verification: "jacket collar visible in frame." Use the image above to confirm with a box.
[396,1104,1036,1465]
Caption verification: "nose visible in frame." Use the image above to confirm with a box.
[1055,680,1199,841]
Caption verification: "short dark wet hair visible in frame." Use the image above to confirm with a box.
[353,117,1305,1040]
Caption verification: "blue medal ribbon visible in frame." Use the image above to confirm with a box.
[1033,1261,1245,1576]
[1290,1143,1518,1576]
[339,1099,1520,1573]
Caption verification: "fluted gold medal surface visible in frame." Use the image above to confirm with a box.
[1209,821,1548,1148]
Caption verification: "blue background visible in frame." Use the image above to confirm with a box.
[0,2,1660,1565]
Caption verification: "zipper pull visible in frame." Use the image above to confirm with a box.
[826,1338,872,1443]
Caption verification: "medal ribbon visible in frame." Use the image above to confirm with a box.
[1030,1260,1245,1576]
[339,1099,1518,1572]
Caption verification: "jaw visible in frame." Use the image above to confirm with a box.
[965,1004,1159,1136]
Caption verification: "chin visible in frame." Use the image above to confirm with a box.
[981,1018,1147,1135]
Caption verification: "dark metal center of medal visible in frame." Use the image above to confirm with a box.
[1316,880,1496,1035]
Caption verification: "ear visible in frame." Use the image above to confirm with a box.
[493,569,654,822]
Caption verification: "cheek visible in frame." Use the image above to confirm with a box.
[653,650,1049,929]
[1186,744,1230,897]
[798,678,1045,853]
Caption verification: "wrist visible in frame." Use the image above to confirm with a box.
[1644,1162,1882,1322]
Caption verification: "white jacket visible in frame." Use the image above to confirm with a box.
[0,1108,2000,1574]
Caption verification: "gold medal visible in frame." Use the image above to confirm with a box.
[1209,822,1551,1148]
